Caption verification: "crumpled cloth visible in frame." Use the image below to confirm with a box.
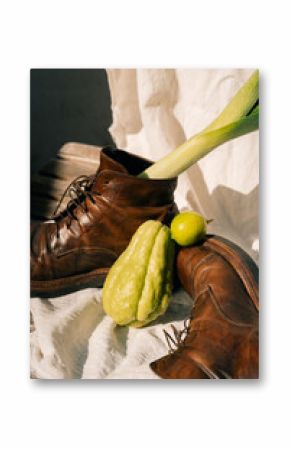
[30,69,259,379]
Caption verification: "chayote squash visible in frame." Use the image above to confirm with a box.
[102,220,175,328]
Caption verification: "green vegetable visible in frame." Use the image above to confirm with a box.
[102,220,174,328]
[203,69,259,132]
[138,70,259,180]
[171,211,207,246]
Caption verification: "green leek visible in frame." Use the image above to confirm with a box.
[138,70,259,180]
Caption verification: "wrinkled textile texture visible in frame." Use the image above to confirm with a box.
[30,69,259,379]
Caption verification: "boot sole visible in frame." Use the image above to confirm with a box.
[31,267,110,298]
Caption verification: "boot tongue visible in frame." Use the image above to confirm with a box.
[90,148,129,194]
[98,148,128,174]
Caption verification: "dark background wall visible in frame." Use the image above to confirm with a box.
[30,69,115,174]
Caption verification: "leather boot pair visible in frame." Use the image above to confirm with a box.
[150,235,259,379]
[31,148,178,297]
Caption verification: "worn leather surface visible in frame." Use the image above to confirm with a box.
[31,148,177,291]
[150,235,259,379]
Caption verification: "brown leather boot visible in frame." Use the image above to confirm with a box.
[150,235,259,379]
[31,148,178,298]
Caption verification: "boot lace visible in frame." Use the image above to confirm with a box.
[51,174,97,233]
[163,289,206,354]
[163,317,192,354]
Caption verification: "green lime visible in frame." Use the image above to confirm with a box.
[170,211,207,246]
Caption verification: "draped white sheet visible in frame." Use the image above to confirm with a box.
[30,69,259,379]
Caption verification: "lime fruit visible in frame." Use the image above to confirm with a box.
[170,211,207,246]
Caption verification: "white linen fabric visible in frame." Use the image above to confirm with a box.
[30,69,259,379]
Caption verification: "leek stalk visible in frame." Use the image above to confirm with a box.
[138,70,259,180]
